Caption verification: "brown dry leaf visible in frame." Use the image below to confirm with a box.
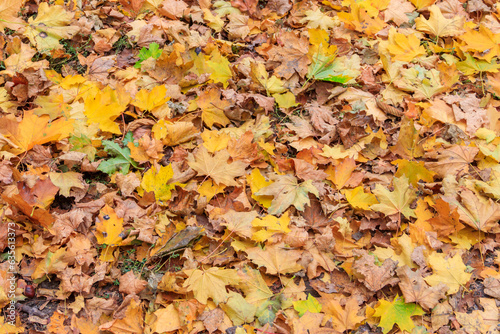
[397,266,447,310]
[119,271,148,295]
[352,251,400,291]
[425,145,478,178]
[451,189,500,233]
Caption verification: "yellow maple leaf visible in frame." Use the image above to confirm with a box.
[300,8,339,30]
[246,168,274,208]
[371,176,417,218]
[0,110,74,155]
[201,129,231,152]
[245,243,303,275]
[23,3,80,52]
[187,147,248,186]
[198,179,226,201]
[342,186,379,210]
[132,85,170,112]
[84,88,127,134]
[94,205,126,247]
[338,3,386,36]
[251,212,291,242]
[49,172,85,197]
[409,0,435,9]
[138,165,185,203]
[415,5,464,37]
[207,49,232,88]
[191,87,231,128]
[459,26,500,63]
[387,29,427,62]
[424,252,472,294]
[250,62,287,95]
[183,267,241,305]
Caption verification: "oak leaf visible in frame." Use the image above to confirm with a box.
[183,267,241,305]
[187,147,248,186]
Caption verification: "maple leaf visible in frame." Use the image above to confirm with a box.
[191,87,231,128]
[427,198,465,237]
[255,174,319,215]
[320,297,364,331]
[326,157,356,189]
[94,205,126,247]
[207,49,232,88]
[250,62,287,95]
[187,147,248,186]
[370,176,417,218]
[415,5,464,37]
[245,243,303,275]
[352,251,400,291]
[131,85,169,112]
[293,295,322,317]
[387,29,426,62]
[99,299,144,333]
[456,53,500,76]
[300,8,338,30]
[425,145,478,178]
[397,266,447,310]
[373,295,425,334]
[392,159,435,187]
[23,3,80,52]
[247,168,274,208]
[220,210,258,239]
[342,186,379,210]
[338,3,386,36]
[220,291,257,325]
[459,26,500,63]
[384,0,415,26]
[32,248,68,279]
[251,212,291,242]
[0,110,74,155]
[236,266,273,305]
[424,252,472,294]
[451,190,500,233]
[84,89,127,134]
[139,164,185,202]
[183,267,241,305]
[394,66,445,100]
[49,172,86,197]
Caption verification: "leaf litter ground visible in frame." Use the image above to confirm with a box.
[0,0,500,333]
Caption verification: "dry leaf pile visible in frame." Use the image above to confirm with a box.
[0,0,500,333]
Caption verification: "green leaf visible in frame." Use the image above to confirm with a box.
[256,299,281,325]
[457,53,500,75]
[293,295,322,317]
[373,295,425,334]
[134,42,163,68]
[307,48,359,84]
[97,140,139,175]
